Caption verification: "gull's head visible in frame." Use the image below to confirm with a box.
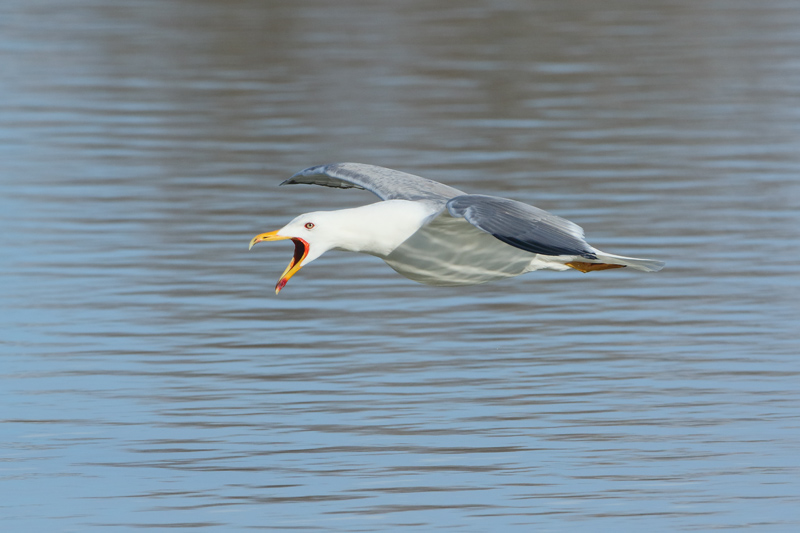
[249,201,431,295]
[249,211,343,294]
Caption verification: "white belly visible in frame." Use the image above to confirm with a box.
[382,216,568,286]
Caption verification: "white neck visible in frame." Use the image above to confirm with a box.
[329,200,435,257]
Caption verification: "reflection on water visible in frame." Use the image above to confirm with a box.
[2,0,800,531]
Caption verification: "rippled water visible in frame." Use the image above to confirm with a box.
[3,0,800,531]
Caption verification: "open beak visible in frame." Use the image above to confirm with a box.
[249,230,309,294]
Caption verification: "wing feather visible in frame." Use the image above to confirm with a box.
[281,163,465,202]
[446,194,597,259]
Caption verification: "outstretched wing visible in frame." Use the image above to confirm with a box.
[446,194,598,259]
[281,163,465,203]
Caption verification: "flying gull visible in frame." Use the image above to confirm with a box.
[249,163,664,294]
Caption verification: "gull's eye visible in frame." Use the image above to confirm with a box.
[304,222,315,230]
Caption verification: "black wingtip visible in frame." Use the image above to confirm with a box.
[281,164,330,186]
[289,165,322,179]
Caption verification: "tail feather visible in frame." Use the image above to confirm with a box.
[592,251,665,272]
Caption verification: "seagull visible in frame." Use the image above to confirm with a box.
[249,163,664,294]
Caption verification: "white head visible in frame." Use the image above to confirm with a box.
[249,201,431,294]
[248,211,347,294]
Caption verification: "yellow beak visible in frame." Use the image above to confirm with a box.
[249,229,289,250]
[249,230,309,294]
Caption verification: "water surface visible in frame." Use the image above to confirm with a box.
[2,0,800,531]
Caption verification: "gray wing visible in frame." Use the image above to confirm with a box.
[281,163,465,203]
[446,194,598,259]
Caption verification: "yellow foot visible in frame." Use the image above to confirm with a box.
[566,262,627,273]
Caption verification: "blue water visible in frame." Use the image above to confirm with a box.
[2,0,799,531]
